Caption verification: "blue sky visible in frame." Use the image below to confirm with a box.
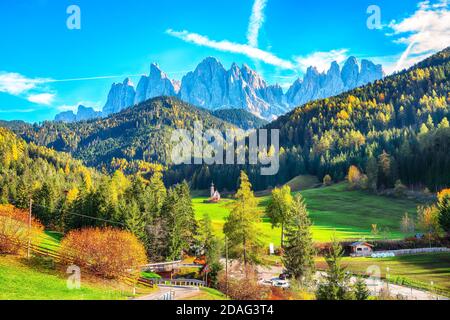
[0,0,448,122]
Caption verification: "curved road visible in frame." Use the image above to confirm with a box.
[257,265,448,300]
[135,285,201,300]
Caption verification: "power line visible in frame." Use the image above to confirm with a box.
[4,196,125,226]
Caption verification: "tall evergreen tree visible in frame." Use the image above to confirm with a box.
[316,236,352,300]
[353,277,370,300]
[147,171,166,219]
[198,213,221,264]
[123,199,146,242]
[223,171,262,268]
[162,181,197,261]
[282,194,315,286]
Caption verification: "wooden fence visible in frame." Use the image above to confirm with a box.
[154,278,205,287]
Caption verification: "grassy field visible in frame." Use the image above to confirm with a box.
[316,253,450,294]
[38,231,63,252]
[0,255,134,300]
[185,287,229,300]
[284,174,320,192]
[193,182,421,245]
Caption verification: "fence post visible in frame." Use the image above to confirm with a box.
[27,198,33,259]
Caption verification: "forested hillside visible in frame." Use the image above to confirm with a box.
[8,97,233,169]
[0,127,199,261]
[211,108,268,129]
[266,47,450,191]
[181,48,450,191]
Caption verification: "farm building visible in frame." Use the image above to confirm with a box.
[349,242,374,257]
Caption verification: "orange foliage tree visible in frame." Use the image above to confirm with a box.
[347,165,368,189]
[60,227,147,279]
[217,268,269,300]
[0,205,43,254]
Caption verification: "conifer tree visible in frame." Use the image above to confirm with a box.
[353,277,370,300]
[123,199,146,242]
[223,171,262,268]
[282,194,315,286]
[316,236,352,300]
[147,171,166,218]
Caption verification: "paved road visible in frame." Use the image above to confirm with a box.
[135,285,201,300]
[257,265,448,300]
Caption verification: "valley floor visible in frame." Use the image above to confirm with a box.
[193,182,421,244]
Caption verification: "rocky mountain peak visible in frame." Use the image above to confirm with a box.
[358,59,383,86]
[102,79,136,116]
[132,63,176,106]
[94,56,384,121]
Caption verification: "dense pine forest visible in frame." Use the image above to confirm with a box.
[211,108,268,130]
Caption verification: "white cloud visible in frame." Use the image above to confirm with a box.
[0,72,55,107]
[0,72,48,95]
[0,71,136,110]
[247,0,267,47]
[27,93,55,105]
[294,49,349,73]
[0,108,37,113]
[388,0,450,71]
[166,29,294,69]
[166,0,296,70]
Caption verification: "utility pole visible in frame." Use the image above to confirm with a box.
[225,236,228,295]
[27,198,33,259]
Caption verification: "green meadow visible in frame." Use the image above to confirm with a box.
[193,182,421,245]
[0,255,130,300]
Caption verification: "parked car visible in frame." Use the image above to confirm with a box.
[273,280,290,289]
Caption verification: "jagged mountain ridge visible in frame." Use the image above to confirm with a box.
[55,56,383,122]
[55,105,102,123]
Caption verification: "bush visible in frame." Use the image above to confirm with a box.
[323,175,332,186]
[60,227,147,279]
[0,205,43,255]
[394,180,407,197]
[217,268,269,300]
[347,165,368,190]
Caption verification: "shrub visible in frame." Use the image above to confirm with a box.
[60,227,147,279]
[347,165,368,189]
[0,205,43,254]
[217,267,269,300]
[323,175,332,186]
[394,180,407,197]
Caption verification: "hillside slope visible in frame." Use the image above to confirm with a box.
[185,48,450,191]
[211,108,268,129]
[265,48,450,191]
[7,96,233,169]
